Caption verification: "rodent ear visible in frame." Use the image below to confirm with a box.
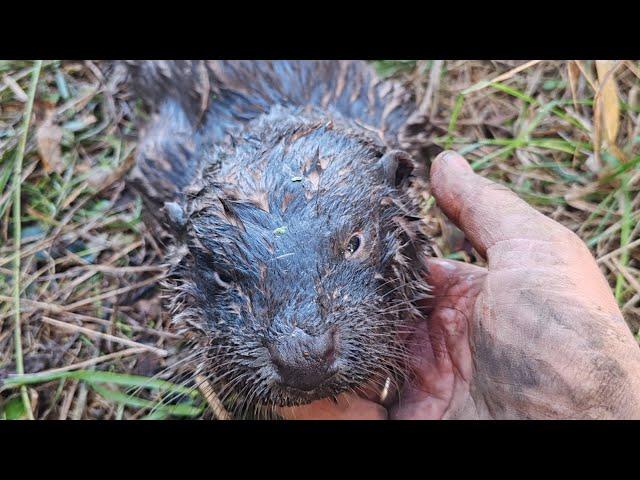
[379,150,415,189]
[163,201,187,233]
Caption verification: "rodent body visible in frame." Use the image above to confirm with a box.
[126,61,433,415]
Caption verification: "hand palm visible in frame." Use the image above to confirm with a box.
[390,257,485,419]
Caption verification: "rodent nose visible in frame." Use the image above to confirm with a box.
[269,327,337,391]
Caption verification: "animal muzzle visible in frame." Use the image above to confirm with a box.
[268,327,338,392]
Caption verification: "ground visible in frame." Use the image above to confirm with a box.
[0,60,638,419]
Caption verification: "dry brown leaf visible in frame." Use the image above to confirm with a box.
[595,60,620,147]
[36,111,64,174]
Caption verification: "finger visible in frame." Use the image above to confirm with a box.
[424,257,487,293]
[423,258,485,381]
[430,150,571,258]
[277,393,387,420]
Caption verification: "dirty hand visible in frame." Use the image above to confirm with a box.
[280,150,640,419]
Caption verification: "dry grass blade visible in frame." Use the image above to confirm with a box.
[567,61,580,110]
[462,60,542,94]
[11,60,43,420]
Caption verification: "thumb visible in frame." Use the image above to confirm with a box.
[430,150,570,259]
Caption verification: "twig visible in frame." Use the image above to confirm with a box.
[2,73,29,102]
[63,274,165,311]
[597,238,640,264]
[195,374,231,420]
[417,60,444,118]
[624,60,640,80]
[74,264,164,275]
[610,257,640,295]
[58,379,79,420]
[12,60,42,420]
[52,310,181,339]
[41,317,168,357]
[71,382,88,420]
[16,347,147,377]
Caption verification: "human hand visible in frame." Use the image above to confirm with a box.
[279,150,640,419]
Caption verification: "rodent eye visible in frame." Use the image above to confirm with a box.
[212,271,232,289]
[345,234,362,257]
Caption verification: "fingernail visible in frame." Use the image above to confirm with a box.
[435,150,473,174]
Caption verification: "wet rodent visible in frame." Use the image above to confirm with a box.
[126,61,434,414]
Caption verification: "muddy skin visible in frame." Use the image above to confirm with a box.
[125,61,434,416]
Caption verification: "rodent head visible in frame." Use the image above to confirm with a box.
[166,108,431,411]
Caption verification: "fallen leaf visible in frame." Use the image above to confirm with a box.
[36,111,64,174]
[595,60,620,147]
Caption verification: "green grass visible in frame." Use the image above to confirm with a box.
[10,59,42,420]
[2,370,204,418]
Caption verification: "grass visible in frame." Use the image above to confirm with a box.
[0,60,639,419]
[11,59,42,420]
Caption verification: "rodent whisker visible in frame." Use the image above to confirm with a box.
[148,354,219,413]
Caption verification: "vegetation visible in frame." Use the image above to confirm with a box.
[0,60,638,419]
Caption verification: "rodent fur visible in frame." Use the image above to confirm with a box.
[126,61,433,416]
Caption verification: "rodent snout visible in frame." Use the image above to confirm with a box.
[268,327,338,392]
